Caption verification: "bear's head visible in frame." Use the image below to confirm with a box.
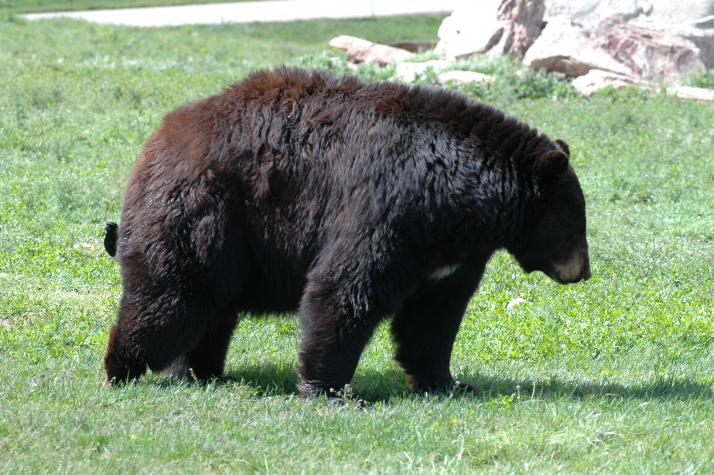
[508,140,591,284]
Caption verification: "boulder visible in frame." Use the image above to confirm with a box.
[571,68,646,95]
[525,16,708,81]
[594,16,707,81]
[668,84,714,101]
[523,18,633,76]
[676,21,714,69]
[492,0,548,57]
[544,0,714,69]
[329,36,412,66]
[572,69,714,101]
[436,0,503,59]
[436,0,546,59]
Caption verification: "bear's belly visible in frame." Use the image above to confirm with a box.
[237,262,307,314]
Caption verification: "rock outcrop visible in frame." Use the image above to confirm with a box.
[524,16,708,82]
[594,16,706,82]
[436,0,546,59]
[523,18,633,76]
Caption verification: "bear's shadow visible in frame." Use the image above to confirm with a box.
[151,363,713,403]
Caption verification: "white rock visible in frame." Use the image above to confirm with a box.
[506,297,527,311]
[525,16,708,81]
[631,15,714,70]
[523,18,633,76]
[328,35,412,66]
[437,70,494,85]
[571,69,645,95]
[572,69,714,102]
[436,0,546,59]
[594,16,707,82]
[668,85,714,102]
[545,0,714,70]
[492,0,548,57]
[436,0,503,59]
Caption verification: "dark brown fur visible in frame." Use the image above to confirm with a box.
[104,67,590,397]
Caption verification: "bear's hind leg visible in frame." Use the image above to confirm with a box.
[391,263,484,393]
[161,355,192,380]
[184,309,239,380]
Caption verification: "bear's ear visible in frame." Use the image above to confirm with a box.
[555,139,570,156]
[534,148,569,179]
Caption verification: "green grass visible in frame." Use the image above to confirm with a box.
[2,0,269,14]
[1,13,713,474]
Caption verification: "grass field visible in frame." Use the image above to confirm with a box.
[0,10,713,474]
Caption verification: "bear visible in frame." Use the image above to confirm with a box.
[103,67,591,398]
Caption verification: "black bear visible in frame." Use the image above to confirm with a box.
[104,67,590,398]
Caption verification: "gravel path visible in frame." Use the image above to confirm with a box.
[21,0,459,27]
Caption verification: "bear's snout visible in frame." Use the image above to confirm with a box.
[565,260,591,284]
[552,247,591,284]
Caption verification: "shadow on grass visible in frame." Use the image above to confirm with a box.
[458,371,714,403]
[147,363,713,403]
[223,365,412,401]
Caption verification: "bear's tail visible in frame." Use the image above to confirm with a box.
[104,222,118,257]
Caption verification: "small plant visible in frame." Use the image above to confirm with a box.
[488,68,578,100]
[401,50,442,63]
[294,51,395,81]
[689,72,714,89]
[296,50,579,103]
[452,53,521,77]
[328,384,368,410]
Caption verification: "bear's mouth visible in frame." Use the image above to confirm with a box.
[547,246,591,284]
[545,264,591,285]
[540,267,566,284]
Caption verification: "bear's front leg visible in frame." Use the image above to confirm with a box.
[296,276,383,399]
[391,262,485,393]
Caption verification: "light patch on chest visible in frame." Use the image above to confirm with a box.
[429,264,461,281]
